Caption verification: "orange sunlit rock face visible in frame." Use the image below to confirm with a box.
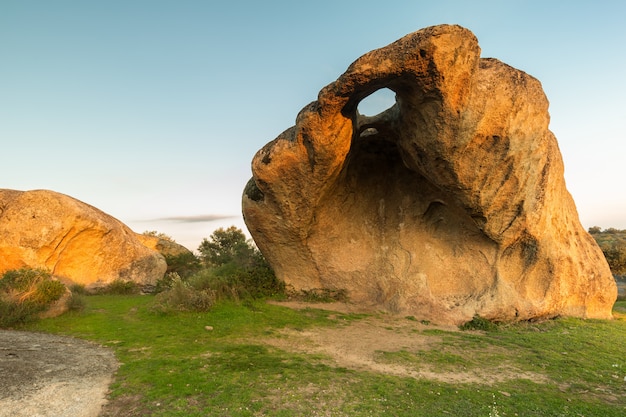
[243,24,617,324]
[0,189,166,288]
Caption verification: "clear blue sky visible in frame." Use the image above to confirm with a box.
[2,0,625,250]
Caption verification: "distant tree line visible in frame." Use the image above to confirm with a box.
[588,227,626,277]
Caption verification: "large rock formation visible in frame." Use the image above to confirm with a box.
[242,24,617,324]
[0,189,166,287]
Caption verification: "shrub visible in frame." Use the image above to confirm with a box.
[194,225,285,300]
[65,293,86,312]
[212,263,284,299]
[0,268,65,305]
[69,283,88,295]
[31,279,66,305]
[459,315,498,331]
[188,263,285,301]
[94,279,141,295]
[164,252,202,278]
[0,268,67,328]
[151,276,216,314]
[151,225,285,312]
[152,261,284,313]
[238,262,285,298]
[0,298,43,328]
[154,272,178,294]
[188,267,243,301]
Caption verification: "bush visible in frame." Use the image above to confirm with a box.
[31,279,66,305]
[194,225,285,300]
[238,263,285,298]
[0,268,67,328]
[459,315,498,331]
[93,279,141,295]
[152,258,284,313]
[65,293,87,312]
[164,252,202,278]
[187,262,285,302]
[212,263,284,299]
[151,276,216,314]
[188,268,242,301]
[151,225,285,313]
[154,272,178,294]
[0,268,65,305]
[69,283,88,295]
[0,298,43,328]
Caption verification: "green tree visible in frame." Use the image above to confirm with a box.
[197,226,256,267]
[588,226,602,234]
[153,226,284,307]
[164,252,202,278]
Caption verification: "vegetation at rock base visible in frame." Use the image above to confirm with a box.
[3,225,625,415]
[459,314,499,331]
[23,296,626,416]
[151,274,216,313]
[150,226,284,313]
[0,227,282,328]
[0,268,66,327]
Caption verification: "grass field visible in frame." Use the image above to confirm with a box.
[24,296,626,416]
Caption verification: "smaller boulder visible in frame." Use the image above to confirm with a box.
[0,189,167,288]
[135,233,193,257]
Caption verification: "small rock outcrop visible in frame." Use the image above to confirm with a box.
[242,24,617,324]
[135,233,193,258]
[0,189,167,287]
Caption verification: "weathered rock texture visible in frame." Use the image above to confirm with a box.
[0,189,166,287]
[242,24,617,324]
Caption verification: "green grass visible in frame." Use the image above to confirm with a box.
[23,297,626,416]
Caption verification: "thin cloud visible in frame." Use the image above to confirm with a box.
[157,214,238,223]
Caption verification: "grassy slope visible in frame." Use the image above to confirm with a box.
[25,296,626,416]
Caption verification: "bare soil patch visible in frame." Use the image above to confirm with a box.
[0,330,118,417]
[265,300,549,385]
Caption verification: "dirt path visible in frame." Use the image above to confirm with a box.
[266,300,548,385]
[0,330,118,417]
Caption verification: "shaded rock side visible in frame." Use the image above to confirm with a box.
[242,24,616,324]
[0,189,166,287]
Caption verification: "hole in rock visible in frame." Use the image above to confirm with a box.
[357,88,396,117]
